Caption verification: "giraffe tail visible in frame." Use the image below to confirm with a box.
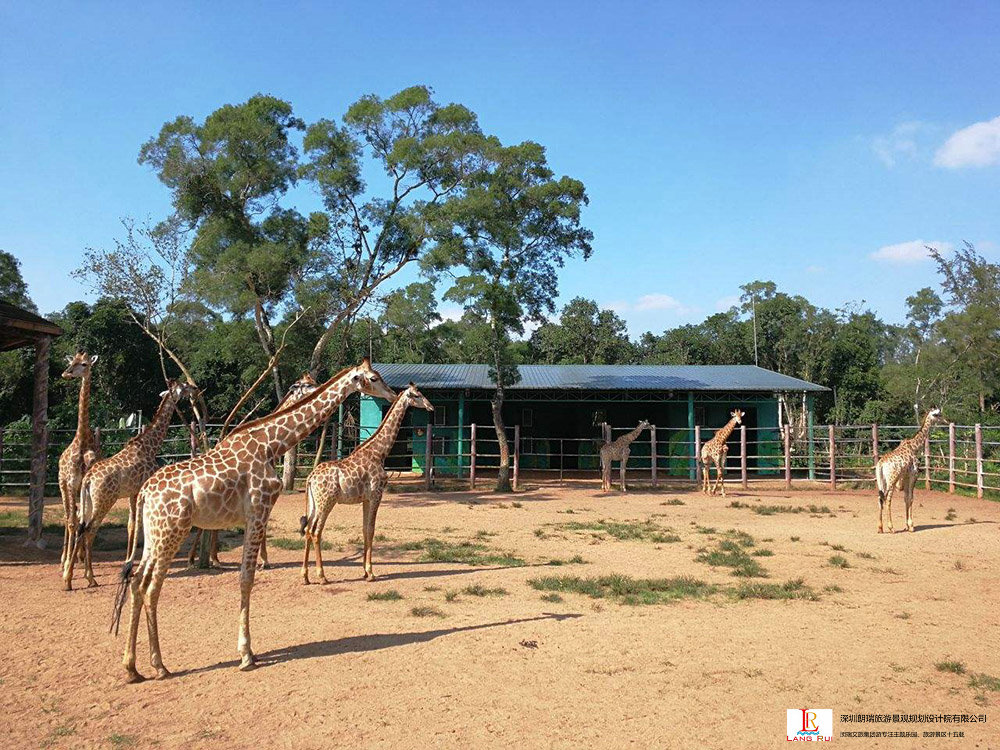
[300,482,316,535]
[109,499,144,637]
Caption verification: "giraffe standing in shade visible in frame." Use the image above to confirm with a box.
[874,408,945,533]
[64,380,199,590]
[300,383,434,584]
[699,409,744,497]
[58,352,99,569]
[113,359,395,682]
[187,372,319,569]
[600,420,651,492]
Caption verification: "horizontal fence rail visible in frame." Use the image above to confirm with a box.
[3,420,998,500]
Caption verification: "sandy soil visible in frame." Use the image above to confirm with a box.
[1,479,997,749]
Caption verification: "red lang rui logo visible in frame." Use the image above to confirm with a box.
[786,709,833,741]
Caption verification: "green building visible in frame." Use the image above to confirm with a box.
[359,364,827,479]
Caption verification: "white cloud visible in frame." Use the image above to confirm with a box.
[437,303,465,322]
[870,240,953,265]
[872,121,926,167]
[714,294,740,312]
[934,116,1000,168]
[634,293,685,312]
[805,264,826,274]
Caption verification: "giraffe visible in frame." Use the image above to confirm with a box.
[300,382,434,584]
[699,409,744,497]
[187,372,319,569]
[600,420,651,492]
[874,408,945,533]
[57,351,99,570]
[64,380,199,590]
[113,359,395,682]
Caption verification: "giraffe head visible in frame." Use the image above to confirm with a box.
[638,419,651,431]
[351,358,397,402]
[159,379,201,402]
[286,372,319,402]
[925,407,945,426]
[62,351,98,380]
[402,382,435,413]
[731,409,746,424]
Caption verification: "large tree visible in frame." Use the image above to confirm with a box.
[531,297,634,364]
[428,140,592,491]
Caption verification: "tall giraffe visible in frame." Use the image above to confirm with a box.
[874,408,945,533]
[57,351,99,569]
[113,359,395,682]
[300,383,434,584]
[699,409,744,497]
[600,420,651,492]
[187,372,319,568]
[64,380,199,590]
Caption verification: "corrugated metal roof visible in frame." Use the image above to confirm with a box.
[372,363,827,392]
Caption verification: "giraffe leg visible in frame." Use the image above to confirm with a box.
[716,448,729,497]
[314,513,330,584]
[701,456,710,494]
[237,489,277,672]
[60,480,72,566]
[144,544,181,680]
[619,452,628,492]
[187,528,202,567]
[601,456,609,491]
[126,493,138,562]
[301,522,313,585]
[210,530,221,567]
[363,490,384,580]
[123,558,151,683]
[905,470,917,532]
[884,478,897,534]
[257,531,268,570]
[83,530,97,588]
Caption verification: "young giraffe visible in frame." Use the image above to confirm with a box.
[600,420,651,492]
[57,351,99,569]
[187,372,319,569]
[874,408,945,534]
[64,380,199,590]
[114,359,395,682]
[300,383,434,584]
[699,409,744,497]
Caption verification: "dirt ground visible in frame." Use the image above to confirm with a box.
[1,479,997,749]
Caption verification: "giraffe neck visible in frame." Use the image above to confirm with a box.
[617,424,646,447]
[905,418,934,453]
[133,391,180,454]
[714,417,739,445]
[356,394,411,462]
[76,372,93,453]
[224,367,356,455]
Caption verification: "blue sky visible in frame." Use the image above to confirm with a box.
[2,1,999,335]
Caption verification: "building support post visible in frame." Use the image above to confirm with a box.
[650,424,658,488]
[424,424,433,490]
[687,393,696,481]
[337,403,344,460]
[923,432,931,490]
[26,336,51,546]
[783,424,792,489]
[469,423,477,490]
[872,423,879,463]
[457,392,465,480]
[740,424,748,489]
[513,425,520,491]
[806,393,815,481]
[694,425,702,486]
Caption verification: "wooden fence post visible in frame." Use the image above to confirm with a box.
[0,427,4,494]
[975,423,983,500]
[651,425,658,488]
[784,424,792,489]
[469,423,477,489]
[923,432,931,490]
[694,425,702,485]
[424,424,433,490]
[828,424,836,490]
[740,424,748,489]
[871,423,879,462]
[513,425,520,491]
[948,422,956,494]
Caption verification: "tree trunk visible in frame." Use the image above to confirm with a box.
[492,386,511,492]
[26,336,51,546]
[253,298,284,400]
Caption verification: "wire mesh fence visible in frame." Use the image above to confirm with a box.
[4,419,998,499]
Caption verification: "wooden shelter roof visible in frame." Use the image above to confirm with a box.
[0,300,63,351]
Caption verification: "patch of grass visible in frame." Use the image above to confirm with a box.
[661,499,685,506]
[410,606,445,618]
[540,592,563,603]
[829,543,847,552]
[367,590,403,601]
[397,538,525,567]
[730,502,833,516]
[109,735,138,749]
[895,611,911,620]
[547,554,588,566]
[422,585,441,592]
[856,551,876,560]
[945,508,957,521]
[558,519,681,544]
[695,525,717,534]
[474,529,497,539]
[751,548,774,557]
[462,584,508,597]
[270,536,332,551]
[823,584,844,593]
[732,578,818,601]
[696,539,767,578]
[953,560,966,571]
[889,663,907,673]
[534,528,548,538]
[528,574,717,605]
[828,555,850,568]
[790,536,801,542]
[511,502,523,508]
[968,673,1000,692]
[444,590,459,602]
[935,660,967,675]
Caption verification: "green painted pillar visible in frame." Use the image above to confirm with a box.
[687,392,696,480]
[337,403,344,459]
[807,393,815,480]
[457,393,465,479]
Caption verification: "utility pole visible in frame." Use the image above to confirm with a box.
[751,292,759,367]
